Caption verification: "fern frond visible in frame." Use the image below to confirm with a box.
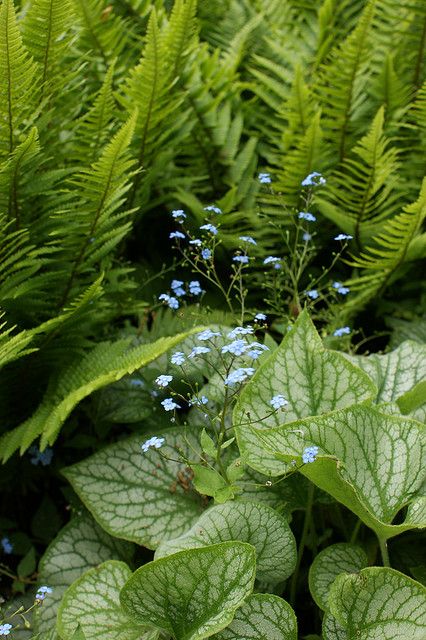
[317,107,400,245]
[339,179,426,313]
[0,0,38,157]
[55,112,137,308]
[315,0,377,160]
[21,0,74,100]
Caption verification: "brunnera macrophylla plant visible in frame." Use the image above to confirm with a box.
[24,309,426,640]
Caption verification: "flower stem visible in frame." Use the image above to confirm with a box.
[378,536,390,567]
[290,481,315,607]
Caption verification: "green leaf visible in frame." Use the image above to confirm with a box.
[348,340,426,404]
[35,513,133,633]
[397,380,426,415]
[210,594,297,639]
[328,567,426,639]
[17,546,36,578]
[322,612,346,640]
[63,426,205,549]
[237,405,426,539]
[120,542,256,640]
[192,464,227,497]
[308,543,368,610]
[235,310,376,432]
[57,561,155,640]
[200,429,218,458]
[226,458,245,483]
[155,501,296,583]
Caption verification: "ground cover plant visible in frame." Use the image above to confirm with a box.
[0,0,425,638]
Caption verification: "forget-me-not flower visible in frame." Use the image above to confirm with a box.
[197,329,220,341]
[227,326,254,339]
[225,367,255,386]
[169,230,185,240]
[222,339,248,356]
[204,205,222,214]
[171,280,185,297]
[201,248,212,260]
[1,537,12,554]
[155,375,173,388]
[334,233,353,241]
[171,352,185,366]
[0,624,12,636]
[190,238,202,246]
[254,313,267,321]
[306,289,319,300]
[141,436,165,452]
[172,210,186,222]
[188,346,211,358]
[158,294,179,310]
[263,256,282,269]
[239,236,257,245]
[302,232,312,242]
[258,172,271,184]
[270,395,288,410]
[333,326,351,337]
[333,282,350,295]
[301,172,326,187]
[233,255,249,264]
[298,211,316,222]
[302,446,319,463]
[189,280,203,295]
[200,223,218,235]
[29,445,53,466]
[161,398,181,411]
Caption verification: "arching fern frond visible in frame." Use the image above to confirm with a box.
[339,179,426,314]
[317,107,401,246]
[55,112,137,308]
[0,0,38,158]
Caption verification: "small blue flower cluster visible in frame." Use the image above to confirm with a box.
[141,436,165,453]
[0,624,12,636]
[263,256,282,270]
[333,326,351,337]
[1,537,12,554]
[159,279,203,309]
[29,445,53,466]
[333,281,350,295]
[36,585,52,602]
[301,172,326,187]
[298,211,316,222]
[302,446,319,463]
[225,367,255,386]
[270,394,288,410]
[258,172,271,184]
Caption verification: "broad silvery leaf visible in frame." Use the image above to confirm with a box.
[57,560,155,640]
[348,341,426,422]
[322,612,346,640]
[234,310,376,431]
[210,594,297,639]
[155,501,297,583]
[308,543,368,610]
[237,405,426,539]
[63,426,205,548]
[35,513,133,633]
[120,542,256,640]
[328,567,426,639]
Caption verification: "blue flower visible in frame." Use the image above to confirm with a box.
[302,232,312,242]
[190,395,209,406]
[29,445,53,466]
[171,280,185,297]
[301,172,326,187]
[158,294,179,310]
[239,236,257,245]
[263,256,282,269]
[224,367,255,386]
[302,446,319,463]
[204,205,222,214]
[155,374,173,388]
[1,537,13,554]
[332,282,350,295]
[298,211,316,222]
[222,339,248,356]
[334,233,353,241]
[169,231,185,240]
[189,238,202,246]
[0,624,12,636]
[200,223,218,235]
[246,349,262,359]
[171,352,185,365]
[258,172,271,184]
[36,585,53,601]
[130,379,144,388]
[141,436,165,452]
[197,329,220,341]
[254,313,266,321]
[233,255,249,264]
[333,326,351,337]
[227,326,254,339]
[172,209,186,222]
[189,346,211,358]
[161,398,181,411]
[270,395,288,410]
[189,280,203,295]
[306,289,319,300]
[201,248,212,260]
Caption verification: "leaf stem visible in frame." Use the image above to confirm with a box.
[290,481,315,607]
[378,536,390,567]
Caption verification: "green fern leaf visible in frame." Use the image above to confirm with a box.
[0,0,38,157]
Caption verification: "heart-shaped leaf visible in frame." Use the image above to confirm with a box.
[57,560,155,640]
[62,426,205,548]
[328,567,426,639]
[235,310,376,430]
[322,612,346,640]
[210,594,297,639]
[309,543,368,610]
[155,501,296,583]
[120,542,256,640]
[236,405,426,539]
[35,514,133,633]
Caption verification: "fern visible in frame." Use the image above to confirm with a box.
[0,0,38,157]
